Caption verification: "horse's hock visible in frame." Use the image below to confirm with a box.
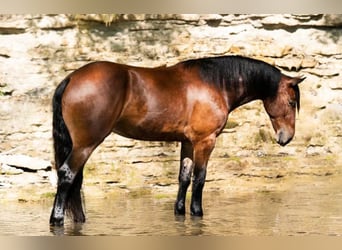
[0,14,341,170]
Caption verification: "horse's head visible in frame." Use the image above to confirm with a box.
[263,75,305,146]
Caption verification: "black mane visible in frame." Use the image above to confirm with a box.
[182,55,281,97]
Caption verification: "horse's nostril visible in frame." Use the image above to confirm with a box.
[276,130,283,143]
[278,130,284,140]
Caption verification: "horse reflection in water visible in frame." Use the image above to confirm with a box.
[49,55,304,226]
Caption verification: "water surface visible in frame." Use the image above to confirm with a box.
[1,173,342,236]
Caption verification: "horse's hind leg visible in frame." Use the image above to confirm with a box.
[174,141,194,215]
[50,146,93,226]
[65,165,85,223]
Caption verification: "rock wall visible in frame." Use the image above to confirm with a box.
[0,14,341,167]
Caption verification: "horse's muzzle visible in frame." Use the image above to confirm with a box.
[276,129,293,146]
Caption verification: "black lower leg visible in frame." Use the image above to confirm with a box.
[175,157,193,215]
[66,169,85,223]
[189,135,215,217]
[190,169,206,216]
[50,182,71,226]
[50,163,75,226]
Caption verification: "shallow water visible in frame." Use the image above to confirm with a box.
[1,173,342,236]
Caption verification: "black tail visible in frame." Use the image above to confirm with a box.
[52,78,86,222]
[52,77,72,169]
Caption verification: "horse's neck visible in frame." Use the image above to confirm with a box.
[225,80,262,112]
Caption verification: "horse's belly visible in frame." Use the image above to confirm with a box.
[113,118,187,142]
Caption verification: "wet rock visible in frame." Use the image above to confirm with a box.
[0,154,51,172]
[0,163,23,175]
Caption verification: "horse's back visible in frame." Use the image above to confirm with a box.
[67,61,127,85]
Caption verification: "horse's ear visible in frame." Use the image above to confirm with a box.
[291,76,306,86]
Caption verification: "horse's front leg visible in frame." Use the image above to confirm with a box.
[174,141,194,215]
[190,135,216,216]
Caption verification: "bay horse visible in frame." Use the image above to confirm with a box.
[49,55,304,226]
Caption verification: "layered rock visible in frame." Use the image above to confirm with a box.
[0,14,340,171]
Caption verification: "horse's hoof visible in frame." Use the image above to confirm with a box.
[174,202,186,215]
[190,207,203,217]
[190,211,203,217]
[49,217,64,227]
[174,209,186,216]
[73,216,86,224]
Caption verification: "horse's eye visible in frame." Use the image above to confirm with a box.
[289,100,296,108]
